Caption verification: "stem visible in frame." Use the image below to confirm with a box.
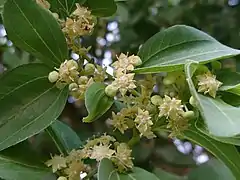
[130,90,141,97]
[45,126,68,155]
[128,128,140,147]
[83,168,97,180]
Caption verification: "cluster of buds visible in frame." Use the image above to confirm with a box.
[197,72,222,98]
[48,60,96,100]
[46,134,133,178]
[48,60,79,86]
[105,53,142,97]
[62,4,96,41]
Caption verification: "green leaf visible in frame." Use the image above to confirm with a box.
[98,158,159,180]
[217,71,240,96]
[153,168,186,180]
[98,158,118,180]
[0,63,68,151]
[0,142,55,180]
[185,61,240,137]
[85,0,117,17]
[3,0,68,68]
[48,0,86,17]
[195,119,240,146]
[48,120,83,154]
[183,124,240,179]
[83,82,114,123]
[188,159,235,180]
[135,25,240,74]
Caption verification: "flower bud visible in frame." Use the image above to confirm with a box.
[105,84,118,97]
[163,74,176,86]
[169,91,176,97]
[48,71,59,83]
[128,55,142,66]
[69,83,78,91]
[52,13,59,19]
[78,76,88,84]
[183,111,195,120]
[57,177,67,180]
[84,63,95,75]
[151,95,163,106]
[66,60,78,70]
[196,65,209,74]
[189,96,197,107]
[211,61,222,70]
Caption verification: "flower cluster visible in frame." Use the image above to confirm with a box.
[46,134,133,179]
[105,53,142,96]
[111,107,137,134]
[134,108,156,139]
[48,60,96,100]
[197,72,222,98]
[83,134,133,172]
[62,4,95,48]
[46,150,89,180]
[158,95,191,137]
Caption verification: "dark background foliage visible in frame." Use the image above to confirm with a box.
[0,0,240,179]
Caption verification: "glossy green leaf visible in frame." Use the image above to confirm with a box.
[3,0,68,68]
[83,82,114,122]
[98,158,159,180]
[218,71,240,96]
[135,25,240,74]
[3,51,29,69]
[0,63,68,151]
[85,0,117,17]
[188,159,235,180]
[153,168,186,180]
[0,142,55,180]
[49,120,83,153]
[183,124,240,179]
[195,119,240,146]
[48,0,86,17]
[185,61,240,137]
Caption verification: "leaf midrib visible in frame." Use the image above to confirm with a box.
[141,39,213,64]
[0,156,48,171]
[185,129,240,175]
[0,85,55,128]
[0,76,47,102]
[142,49,233,67]
[0,88,65,148]
[12,0,62,64]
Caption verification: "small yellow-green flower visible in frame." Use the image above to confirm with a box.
[112,143,133,172]
[64,160,86,180]
[112,53,135,75]
[90,144,115,161]
[113,73,136,95]
[134,108,155,139]
[45,155,67,173]
[159,95,184,120]
[197,72,222,98]
[62,4,95,38]
[111,112,129,134]
[55,60,79,85]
